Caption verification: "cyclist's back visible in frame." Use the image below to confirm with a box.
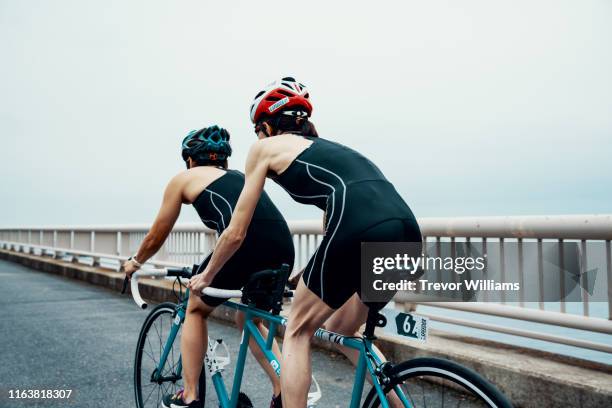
[193,169,288,232]
[190,168,294,307]
[274,136,415,229]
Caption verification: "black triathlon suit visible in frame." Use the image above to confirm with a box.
[192,169,294,307]
[273,136,421,309]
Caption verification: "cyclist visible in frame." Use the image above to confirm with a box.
[123,126,294,408]
[189,78,422,407]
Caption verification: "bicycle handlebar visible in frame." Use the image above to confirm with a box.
[127,268,243,309]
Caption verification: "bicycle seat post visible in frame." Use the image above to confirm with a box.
[363,308,387,340]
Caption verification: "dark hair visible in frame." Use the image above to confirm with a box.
[260,111,318,137]
[190,156,228,169]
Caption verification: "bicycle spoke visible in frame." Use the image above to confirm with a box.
[160,381,170,399]
[170,334,176,373]
[160,316,164,358]
[143,383,157,407]
[403,383,417,408]
[142,346,156,363]
[146,335,157,364]
[154,320,162,360]
[163,341,177,376]
[152,320,161,356]
[441,379,445,408]
[389,375,499,408]
[168,356,179,376]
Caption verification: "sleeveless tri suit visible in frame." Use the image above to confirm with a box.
[273,137,421,309]
[192,170,294,307]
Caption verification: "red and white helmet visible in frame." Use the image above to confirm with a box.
[250,76,313,124]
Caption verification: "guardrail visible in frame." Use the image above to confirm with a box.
[1,215,611,354]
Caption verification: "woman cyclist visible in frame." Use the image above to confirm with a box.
[189,78,422,407]
[123,126,294,408]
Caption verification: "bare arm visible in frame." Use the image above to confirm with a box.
[124,174,184,276]
[189,143,269,292]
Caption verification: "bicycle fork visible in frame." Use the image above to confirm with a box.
[150,309,185,384]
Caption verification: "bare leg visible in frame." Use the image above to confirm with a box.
[281,279,334,407]
[234,312,282,396]
[182,294,284,403]
[323,294,403,407]
[181,292,214,403]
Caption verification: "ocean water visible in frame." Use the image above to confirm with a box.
[414,302,611,365]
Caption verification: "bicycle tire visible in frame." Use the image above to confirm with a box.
[362,357,513,408]
[134,302,206,408]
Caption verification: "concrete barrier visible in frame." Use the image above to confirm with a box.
[1,249,610,408]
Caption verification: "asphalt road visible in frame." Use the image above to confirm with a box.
[0,260,362,408]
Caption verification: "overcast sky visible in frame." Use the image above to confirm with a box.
[1,0,610,227]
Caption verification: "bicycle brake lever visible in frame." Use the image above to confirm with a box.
[121,276,129,294]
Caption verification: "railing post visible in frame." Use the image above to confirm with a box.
[90,231,100,267]
[499,237,505,304]
[482,238,488,302]
[53,230,60,259]
[518,238,524,307]
[559,239,566,313]
[538,239,544,310]
[580,240,589,317]
[607,240,612,321]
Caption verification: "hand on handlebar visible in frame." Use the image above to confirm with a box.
[122,260,139,279]
[188,272,212,296]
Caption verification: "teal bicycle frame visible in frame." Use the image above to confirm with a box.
[151,289,411,408]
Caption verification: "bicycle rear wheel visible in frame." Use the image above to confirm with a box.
[362,357,512,408]
[134,302,206,408]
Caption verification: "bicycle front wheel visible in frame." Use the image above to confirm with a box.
[134,302,206,408]
[362,357,513,408]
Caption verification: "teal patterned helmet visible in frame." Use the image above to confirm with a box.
[181,125,232,164]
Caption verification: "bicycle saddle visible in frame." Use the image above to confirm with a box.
[241,264,291,315]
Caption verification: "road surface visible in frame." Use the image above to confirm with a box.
[0,260,363,407]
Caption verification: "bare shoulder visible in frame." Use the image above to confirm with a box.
[249,137,275,156]
[246,138,277,165]
[179,166,227,203]
[249,135,314,175]
[167,167,222,191]
[250,135,308,158]
[168,169,191,190]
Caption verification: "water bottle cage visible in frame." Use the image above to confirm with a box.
[204,338,231,374]
[307,375,322,407]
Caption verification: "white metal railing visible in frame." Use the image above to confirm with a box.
[1,215,611,354]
